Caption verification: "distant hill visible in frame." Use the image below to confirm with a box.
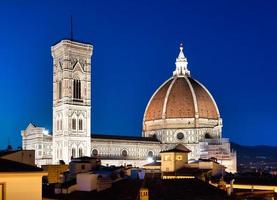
[231,143,277,158]
[231,143,277,171]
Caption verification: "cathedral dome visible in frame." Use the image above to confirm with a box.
[143,44,221,132]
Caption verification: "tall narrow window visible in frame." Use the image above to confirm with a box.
[79,119,83,130]
[72,148,76,158]
[58,81,62,99]
[79,148,83,157]
[73,79,81,99]
[72,118,76,130]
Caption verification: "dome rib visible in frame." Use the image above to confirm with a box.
[162,77,177,119]
[184,76,199,118]
[192,78,220,118]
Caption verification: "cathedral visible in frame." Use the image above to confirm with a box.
[21,39,237,173]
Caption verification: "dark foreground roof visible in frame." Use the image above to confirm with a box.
[0,158,43,172]
[91,134,160,142]
[60,178,227,200]
[163,167,210,177]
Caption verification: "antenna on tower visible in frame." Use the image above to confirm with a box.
[70,15,73,41]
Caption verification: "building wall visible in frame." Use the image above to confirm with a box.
[91,139,161,161]
[0,173,45,200]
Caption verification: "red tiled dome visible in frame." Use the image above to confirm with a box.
[143,76,220,122]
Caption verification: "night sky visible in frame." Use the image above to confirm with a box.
[0,0,276,149]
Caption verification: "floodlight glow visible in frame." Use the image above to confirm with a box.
[147,157,154,163]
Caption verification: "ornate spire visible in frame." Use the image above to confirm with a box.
[173,43,190,76]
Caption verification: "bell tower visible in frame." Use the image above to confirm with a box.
[51,40,93,164]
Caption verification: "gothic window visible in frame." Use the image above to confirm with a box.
[79,148,83,157]
[79,119,83,130]
[121,149,128,157]
[72,148,76,158]
[73,79,81,99]
[72,118,76,130]
[58,81,62,99]
[92,149,98,156]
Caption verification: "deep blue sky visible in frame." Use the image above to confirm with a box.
[0,0,276,149]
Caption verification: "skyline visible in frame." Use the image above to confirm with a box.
[0,0,277,148]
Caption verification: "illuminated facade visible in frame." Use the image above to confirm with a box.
[21,40,236,173]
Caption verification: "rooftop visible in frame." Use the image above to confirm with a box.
[0,158,43,172]
[59,178,227,200]
[91,134,160,142]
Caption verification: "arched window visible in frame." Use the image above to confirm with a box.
[58,81,62,99]
[72,118,76,130]
[79,119,83,130]
[79,148,83,157]
[72,148,76,158]
[205,133,212,139]
[73,79,81,99]
[148,151,154,157]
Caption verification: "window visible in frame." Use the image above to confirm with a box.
[72,148,76,158]
[81,164,85,170]
[164,155,171,161]
[79,119,83,130]
[72,119,76,130]
[205,133,212,139]
[176,155,183,160]
[148,151,153,157]
[92,149,98,156]
[79,148,83,157]
[58,81,62,99]
[73,79,81,99]
[121,150,128,157]
[0,183,5,200]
